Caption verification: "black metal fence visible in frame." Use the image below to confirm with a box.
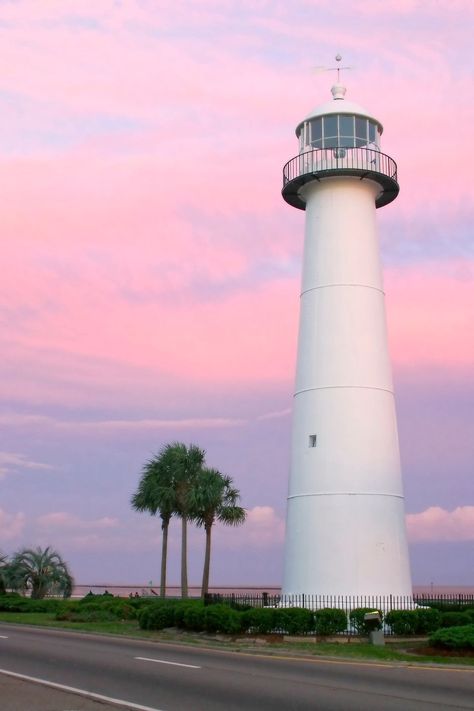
[204,592,474,636]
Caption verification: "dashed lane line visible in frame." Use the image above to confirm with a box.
[135,656,201,669]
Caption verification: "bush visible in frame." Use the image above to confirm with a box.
[414,607,442,634]
[138,602,176,630]
[429,624,474,650]
[56,599,137,622]
[349,608,383,635]
[385,610,417,635]
[241,608,285,634]
[440,611,472,628]
[0,596,62,614]
[182,603,206,631]
[281,607,315,635]
[203,605,242,634]
[314,608,347,636]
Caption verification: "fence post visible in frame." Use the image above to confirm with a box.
[262,591,268,607]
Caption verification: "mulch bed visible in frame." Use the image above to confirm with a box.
[409,646,474,658]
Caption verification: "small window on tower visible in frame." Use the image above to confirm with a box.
[309,434,317,448]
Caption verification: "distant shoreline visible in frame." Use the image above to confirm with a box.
[72,584,474,597]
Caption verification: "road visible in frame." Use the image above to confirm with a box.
[0,624,473,710]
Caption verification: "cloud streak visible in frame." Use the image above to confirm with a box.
[407,507,474,543]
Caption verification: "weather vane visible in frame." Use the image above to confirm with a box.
[313,54,352,82]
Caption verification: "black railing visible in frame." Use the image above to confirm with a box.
[282,146,399,209]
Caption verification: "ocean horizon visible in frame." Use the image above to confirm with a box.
[72,584,474,598]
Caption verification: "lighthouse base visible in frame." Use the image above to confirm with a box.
[282,492,412,598]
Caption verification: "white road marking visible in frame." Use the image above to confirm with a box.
[0,668,165,711]
[135,656,201,669]
[0,635,8,639]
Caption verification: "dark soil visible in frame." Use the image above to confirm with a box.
[410,646,474,658]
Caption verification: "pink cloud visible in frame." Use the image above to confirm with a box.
[407,506,474,542]
[0,508,26,541]
[215,506,285,549]
[37,512,119,530]
[385,262,474,372]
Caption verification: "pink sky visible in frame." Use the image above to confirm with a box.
[0,1,473,588]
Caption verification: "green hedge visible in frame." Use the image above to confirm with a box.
[429,624,474,650]
[56,599,137,622]
[0,596,62,613]
[440,611,472,628]
[241,607,284,634]
[313,608,347,636]
[385,609,442,636]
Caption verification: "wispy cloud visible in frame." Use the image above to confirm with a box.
[0,451,53,479]
[407,506,474,543]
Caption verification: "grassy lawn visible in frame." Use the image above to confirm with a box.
[0,612,473,666]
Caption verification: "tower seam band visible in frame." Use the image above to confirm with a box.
[287,492,404,500]
[294,385,394,396]
[300,283,385,297]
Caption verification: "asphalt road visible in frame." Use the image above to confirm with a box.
[0,624,473,711]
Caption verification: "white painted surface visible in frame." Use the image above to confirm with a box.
[135,657,201,669]
[282,129,412,597]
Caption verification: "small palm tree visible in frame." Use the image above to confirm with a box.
[192,468,246,598]
[131,448,177,597]
[7,546,73,599]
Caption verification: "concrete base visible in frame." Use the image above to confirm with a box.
[369,629,385,646]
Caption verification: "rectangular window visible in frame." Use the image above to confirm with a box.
[368,122,376,143]
[323,115,338,139]
[310,118,322,145]
[309,434,317,448]
[355,117,367,141]
[339,115,354,137]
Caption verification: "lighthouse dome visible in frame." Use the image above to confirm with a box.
[295,84,383,153]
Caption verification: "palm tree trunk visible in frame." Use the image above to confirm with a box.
[160,518,169,598]
[181,515,188,598]
[201,523,212,598]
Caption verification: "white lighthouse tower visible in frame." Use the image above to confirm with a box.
[281,68,413,597]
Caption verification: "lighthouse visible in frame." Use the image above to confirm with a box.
[281,69,413,597]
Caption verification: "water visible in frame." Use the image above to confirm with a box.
[72,584,474,598]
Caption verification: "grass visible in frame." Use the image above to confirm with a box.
[0,612,473,667]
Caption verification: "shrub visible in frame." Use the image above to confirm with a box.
[440,611,472,628]
[282,607,315,635]
[314,608,347,636]
[56,599,137,622]
[182,603,207,631]
[349,608,383,635]
[203,605,242,634]
[385,610,417,635]
[138,603,176,630]
[0,596,62,614]
[241,608,285,634]
[429,624,474,650]
[414,607,442,634]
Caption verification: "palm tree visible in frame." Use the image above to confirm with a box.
[0,551,8,595]
[7,546,73,599]
[131,448,176,597]
[192,468,246,598]
[170,442,206,598]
